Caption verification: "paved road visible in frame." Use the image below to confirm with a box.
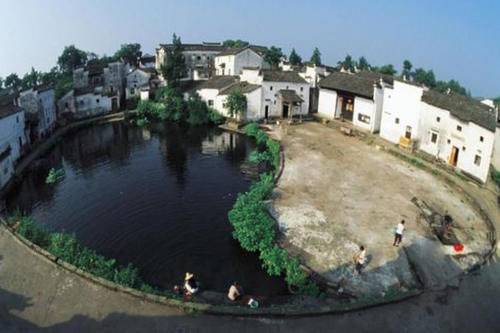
[1,224,499,332]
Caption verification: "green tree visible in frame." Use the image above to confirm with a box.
[40,67,60,86]
[374,64,397,76]
[160,34,186,89]
[57,45,88,74]
[310,47,322,66]
[289,48,302,66]
[494,96,500,107]
[114,43,142,66]
[226,90,247,118]
[402,60,412,79]
[412,68,436,88]
[222,39,249,48]
[21,67,41,90]
[358,56,370,71]
[264,46,284,70]
[4,73,21,90]
[186,92,210,125]
[338,54,355,72]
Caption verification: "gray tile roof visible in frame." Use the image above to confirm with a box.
[219,82,260,95]
[422,90,496,132]
[196,76,239,90]
[216,45,268,57]
[262,70,307,84]
[278,89,303,103]
[318,71,376,99]
[159,43,225,52]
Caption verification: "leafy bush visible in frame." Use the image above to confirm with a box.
[7,213,161,296]
[249,150,271,164]
[492,169,500,187]
[46,168,65,184]
[245,123,260,137]
[208,107,224,125]
[186,92,209,125]
[259,245,287,276]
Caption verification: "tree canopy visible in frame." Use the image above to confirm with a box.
[114,43,142,66]
[226,90,247,118]
[57,45,88,74]
[373,64,397,76]
[222,39,249,48]
[310,47,322,66]
[358,56,370,71]
[21,67,41,90]
[402,60,412,79]
[4,73,21,90]
[264,46,284,69]
[411,68,436,88]
[337,54,355,72]
[160,34,186,89]
[288,48,302,66]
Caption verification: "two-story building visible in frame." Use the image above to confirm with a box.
[125,68,161,101]
[214,45,269,76]
[155,42,225,81]
[18,85,57,142]
[0,90,28,189]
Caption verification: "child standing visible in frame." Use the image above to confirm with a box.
[393,220,405,246]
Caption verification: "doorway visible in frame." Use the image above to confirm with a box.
[112,98,118,112]
[405,126,412,139]
[449,146,459,167]
[265,105,269,119]
[338,94,354,121]
[282,104,289,118]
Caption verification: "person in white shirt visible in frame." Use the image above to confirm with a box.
[393,220,405,247]
[354,245,366,274]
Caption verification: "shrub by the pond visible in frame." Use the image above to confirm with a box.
[46,168,65,184]
[229,124,319,296]
[4,213,156,293]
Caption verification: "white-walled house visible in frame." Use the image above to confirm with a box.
[73,86,119,119]
[492,125,500,171]
[214,46,269,76]
[0,91,28,189]
[18,86,57,141]
[126,68,160,100]
[417,90,496,182]
[156,42,225,81]
[218,82,262,120]
[379,79,425,143]
[240,69,310,119]
[317,71,387,133]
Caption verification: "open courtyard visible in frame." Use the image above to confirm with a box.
[271,121,492,296]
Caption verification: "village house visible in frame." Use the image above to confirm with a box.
[155,42,225,81]
[60,62,125,119]
[125,68,161,101]
[139,53,156,69]
[18,85,57,142]
[0,90,28,189]
[214,45,269,76]
[240,68,310,119]
[317,71,387,133]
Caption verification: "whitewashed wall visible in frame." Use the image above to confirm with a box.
[318,88,337,119]
[380,81,424,144]
[492,128,500,171]
[75,93,113,118]
[261,81,310,117]
[0,111,26,188]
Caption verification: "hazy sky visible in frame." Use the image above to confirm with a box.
[0,0,498,97]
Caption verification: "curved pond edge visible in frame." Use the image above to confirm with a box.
[1,118,495,316]
[1,221,422,316]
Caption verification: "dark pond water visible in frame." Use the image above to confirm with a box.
[5,122,288,296]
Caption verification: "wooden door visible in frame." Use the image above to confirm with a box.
[449,146,459,166]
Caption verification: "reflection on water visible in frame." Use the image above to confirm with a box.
[6,122,287,295]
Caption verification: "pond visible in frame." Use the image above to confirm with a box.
[5,121,288,296]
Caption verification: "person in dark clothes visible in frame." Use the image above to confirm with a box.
[184,272,199,296]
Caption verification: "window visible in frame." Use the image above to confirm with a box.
[208,100,214,106]
[79,100,84,107]
[96,99,100,104]
[197,56,201,60]
[436,117,440,122]
[47,117,50,123]
[395,118,400,124]
[357,113,370,124]
[286,86,289,89]
[447,139,451,144]
[457,125,462,132]
[462,146,466,151]
[480,136,484,142]
[130,88,135,94]
[16,116,19,123]
[274,100,276,105]
[300,87,304,92]
[65,102,69,108]
[431,132,438,143]
[270,86,273,91]
[474,155,481,166]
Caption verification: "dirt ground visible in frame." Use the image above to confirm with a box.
[270,122,491,296]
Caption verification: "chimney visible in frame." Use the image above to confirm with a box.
[446,88,451,95]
